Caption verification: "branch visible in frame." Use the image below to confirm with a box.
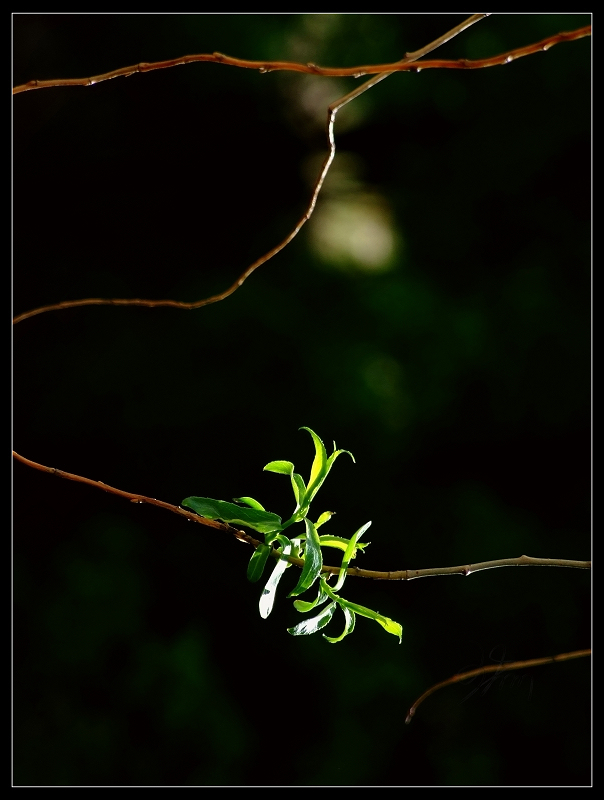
[405,648,591,724]
[12,25,590,94]
[343,555,592,580]
[13,450,590,579]
[11,449,252,542]
[12,20,591,326]
[13,13,488,325]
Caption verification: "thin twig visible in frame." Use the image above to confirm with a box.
[14,14,489,325]
[11,449,256,544]
[340,555,592,580]
[405,649,591,724]
[13,450,590,579]
[12,25,590,94]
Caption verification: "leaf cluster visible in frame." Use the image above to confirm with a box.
[182,427,402,643]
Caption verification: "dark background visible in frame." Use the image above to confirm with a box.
[13,14,591,787]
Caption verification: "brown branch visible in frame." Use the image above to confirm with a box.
[405,648,591,724]
[12,25,590,95]
[343,555,592,580]
[12,449,242,535]
[12,13,487,325]
[13,450,590,579]
[12,21,592,326]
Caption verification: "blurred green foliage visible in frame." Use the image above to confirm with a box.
[13,14,590,786]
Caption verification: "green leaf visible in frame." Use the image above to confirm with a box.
[264,532,292,550]
[287,601,336,636]
[181,497,282,534]
[263,460,307,521]
[264,460,294,475]
[372,616,403,641]
[247,544,271,583]
[318,534,371,554]
[336,597,402,643]
[323,606,356,643]
[299,427,354,514]
[321,578,403,643]
[332,521,372,592]
[259,537,292,619]
[303,427,328,499]
[293,587,329,613]
[288,518,323,597]
[315,511,335,528]
[234,496,266,511]
[325,446,354,477]
[291,473,307,513]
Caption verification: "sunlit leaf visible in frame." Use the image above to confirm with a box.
[259,538,292,619]
[234,496,266,511]
[318,535,348,551]
[293,587,329,613]
[288,518,323,597]
[302,427,328,499]
[318,534,371,554]
[264,460,294,475]
[299,427,354,514]
[323,606,356,643]
[315,511,335,528]
[263,459,306,521]
[332,521,371,592]
[287,601,336,636]
[291,473,307,513]
[373,616,403,640]
[247,544,271,582]
[181,497,282,534]
[325,447,354,475]
[321,578,403,643]
[336,597,402,643]
[264,532,293,561]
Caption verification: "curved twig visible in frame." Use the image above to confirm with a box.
[13,450,590,580]
[405,649,591,724]
[12,21,591,326]
[13,24,589,94]
[14,13,488,325]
